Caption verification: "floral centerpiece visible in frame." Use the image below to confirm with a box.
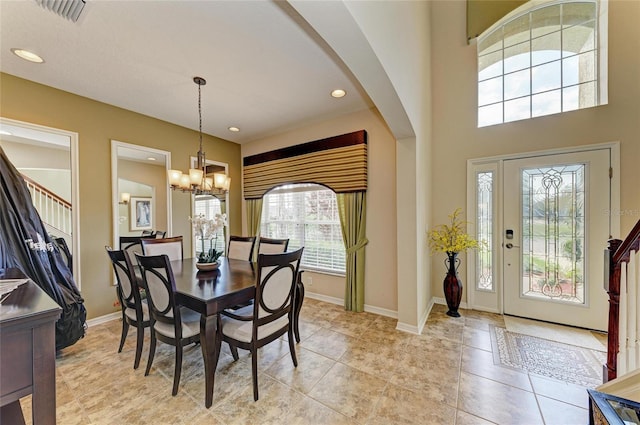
[427,208,481,317]
[189,213,227,265]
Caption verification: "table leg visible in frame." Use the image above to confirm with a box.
[0,401,26,425]
[199,314,220,408]
[32,321,56,425]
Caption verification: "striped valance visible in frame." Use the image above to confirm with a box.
[467,0,526,43]
[243,130,367,200]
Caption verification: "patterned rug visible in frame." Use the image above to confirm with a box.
[490,326,606,387]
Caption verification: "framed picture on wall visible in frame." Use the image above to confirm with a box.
[130,197,152,231]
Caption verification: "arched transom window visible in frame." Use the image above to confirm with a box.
[477,0,608,127]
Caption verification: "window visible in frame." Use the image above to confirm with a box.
[261,184,345,274]
[193,195,225,254]
[477,0,607,127]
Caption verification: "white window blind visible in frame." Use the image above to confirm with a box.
[261,184,345,274]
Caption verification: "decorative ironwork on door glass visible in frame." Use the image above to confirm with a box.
[521,164,585,304]
[476,172,493,291]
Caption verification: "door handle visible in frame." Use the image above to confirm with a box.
[505,243,520,249]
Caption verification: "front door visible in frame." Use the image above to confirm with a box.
[502,149,611,331]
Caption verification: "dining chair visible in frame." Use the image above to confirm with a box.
[227,236,256,261]
[258,237,289,255]
[119,236,150,260]
[141,236,183,261]
[105,246,150,369]
[134,253,201,396]
[216,248,304,401]
[154,230,167,238]
[141,229,154,237]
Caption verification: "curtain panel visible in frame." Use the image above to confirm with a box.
[337,192,368,312]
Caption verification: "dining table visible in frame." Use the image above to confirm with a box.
[170,256,256,408]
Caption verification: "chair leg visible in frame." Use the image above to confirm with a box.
[172,344,183,396]
[294,279,304,343]
[251,347,259,401]
[145,329,157,376]
[118,319,129,353]
[133,325,144,369]
[288,328,298,367]
[230,344,239,361]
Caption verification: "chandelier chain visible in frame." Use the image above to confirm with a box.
[198,81,203,150]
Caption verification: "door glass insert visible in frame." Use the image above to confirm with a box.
[476,171,494,291]
[521,164,585,304]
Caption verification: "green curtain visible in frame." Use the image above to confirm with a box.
[336,192,368,312]
[246,198,263,261]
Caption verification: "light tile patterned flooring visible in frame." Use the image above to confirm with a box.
[20,300,602,424]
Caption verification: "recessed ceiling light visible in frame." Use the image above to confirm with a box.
[11,48,44,63]
[228,126,240,132]
[331,89,346,98]
[147,157,156,161]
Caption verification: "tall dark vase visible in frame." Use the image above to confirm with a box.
[443,252,462,317]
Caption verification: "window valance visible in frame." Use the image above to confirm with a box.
[243,130,367,200]
[467,0,526,43]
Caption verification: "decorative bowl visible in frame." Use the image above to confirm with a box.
[196,261,219,271]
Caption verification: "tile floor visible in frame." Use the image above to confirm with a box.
[20,300,603,424]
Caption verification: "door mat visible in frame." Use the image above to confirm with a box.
[490,325,606,387]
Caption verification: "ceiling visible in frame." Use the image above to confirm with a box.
[0,1,374,145]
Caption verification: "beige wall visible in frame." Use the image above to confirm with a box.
[430,0,640,302]
[241,107,398,313]
[0,72,242,319]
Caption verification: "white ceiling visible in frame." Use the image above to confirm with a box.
[0,1,374,144]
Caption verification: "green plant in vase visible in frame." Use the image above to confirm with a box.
[189,213,227,264]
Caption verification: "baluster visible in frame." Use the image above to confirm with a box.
[628,252,637,371]
[619,263,628,376]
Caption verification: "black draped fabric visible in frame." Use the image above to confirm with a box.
[0,146,86,350]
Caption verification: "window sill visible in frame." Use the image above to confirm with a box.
[301,267,345,278]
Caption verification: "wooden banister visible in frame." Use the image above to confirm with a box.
[21,174,71,208]
[605,219,640,382]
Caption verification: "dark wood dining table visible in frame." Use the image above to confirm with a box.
[170,257,256,408]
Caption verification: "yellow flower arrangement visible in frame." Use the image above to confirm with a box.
[427,208,480,254]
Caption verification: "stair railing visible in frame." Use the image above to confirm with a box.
[22,174,72,235]
[605,219,640,382]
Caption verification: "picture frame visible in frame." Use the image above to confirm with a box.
[129,197,152,231]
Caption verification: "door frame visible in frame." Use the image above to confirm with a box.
[466,141,620,315]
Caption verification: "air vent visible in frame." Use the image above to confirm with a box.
[35,0,86,22]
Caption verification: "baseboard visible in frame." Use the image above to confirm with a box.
[432,297,469,310]
[86,311,120,327]
[305,291,397,319]
[395,298,434,335]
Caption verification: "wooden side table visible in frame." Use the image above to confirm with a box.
[1,270,61,425]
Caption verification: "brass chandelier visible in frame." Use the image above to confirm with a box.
[168,77,230,196]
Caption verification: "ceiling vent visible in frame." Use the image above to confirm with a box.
[34,0,86,22]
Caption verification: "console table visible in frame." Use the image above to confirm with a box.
[0,269,61,425]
